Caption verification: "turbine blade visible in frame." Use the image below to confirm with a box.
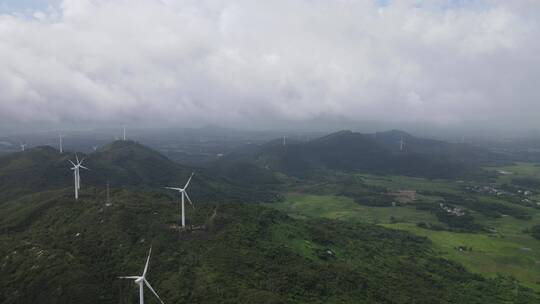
[144,279,165,304]
[118,276,140,279]
[75,153,79,163]
[69,160,76,167]
[183,172,194,189]
[79,165,90,170]
[143,247,152,277]
[164,187,181,191]
[184,192,195,209]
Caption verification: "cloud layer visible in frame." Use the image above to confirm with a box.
[0,0,539,129]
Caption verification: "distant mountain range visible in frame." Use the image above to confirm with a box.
[0,131,500,203]
[214,130,502,180]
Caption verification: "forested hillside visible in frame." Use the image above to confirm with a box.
[215,130,499,179]
[1,191,536,303]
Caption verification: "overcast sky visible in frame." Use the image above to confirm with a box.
[0,0,539,132]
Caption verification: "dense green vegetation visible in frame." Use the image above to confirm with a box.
[206,159,281,187]
[1,190,537,303]
[511,177,540,189]
[340,182,395,207]
[0,146,71,200]
[531,224,540,240]
[0,141,280,204]
[415,201,483,232]
[412,191,532,233]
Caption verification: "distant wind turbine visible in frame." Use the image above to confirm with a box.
[20,142,27,152]
[105,181,112,207]
[399,137,405,152]
[165,173,195,229]
[69,154,89,200]
[59,134,64,153]
[283,136,286,146]
[123,126,126,141]
[118,247,165,304]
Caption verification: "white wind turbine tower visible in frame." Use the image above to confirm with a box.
[69,154,89,200]
[123,126,127,141]
[59,134,64,153]
[20,142,27,152]
[118,247,165,304]
[399,137,405,152]
[283,135,286,146]
[165,173,194,229]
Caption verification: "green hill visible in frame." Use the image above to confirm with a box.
[0,146,71,200]
[372,130,500,163]
[218,130,496,179]
[0,141,279,204]
[0,190,536,303]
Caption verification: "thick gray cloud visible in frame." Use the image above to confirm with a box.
[0,0,539,129]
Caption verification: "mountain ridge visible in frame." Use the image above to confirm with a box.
[0,140,279,204]
[215,130,497,179]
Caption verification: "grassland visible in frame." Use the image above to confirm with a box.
[386,223,540,291]
[355,174,463,194]
[274,193,440,224]
[272,165,540,291]
[486,162,540,181]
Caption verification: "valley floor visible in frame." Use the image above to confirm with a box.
[271,163,540,292]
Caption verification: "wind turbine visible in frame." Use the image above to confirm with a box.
[105,181,112,207]
[283,135,286,146]
[123,126,127,141]
[69,154,89,200]
[399,136,405,152]
[118,247,165,304]
[59,134,64,153]
[20,142,27,152]
[164,173,194,229]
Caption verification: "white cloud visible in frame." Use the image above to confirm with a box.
[0,0,539,129]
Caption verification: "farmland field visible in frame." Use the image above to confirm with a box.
[272,166,540,291]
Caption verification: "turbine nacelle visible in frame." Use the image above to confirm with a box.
[69,154,89,170]
[68,153,90,200]
[164,173,196,228]
[118,247,164,304]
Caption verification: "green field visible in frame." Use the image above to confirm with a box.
[273,168,540,292]
[356,174,463,194]
[386,223,540,291]
[274,193,440,224]
[487,162,540,179]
